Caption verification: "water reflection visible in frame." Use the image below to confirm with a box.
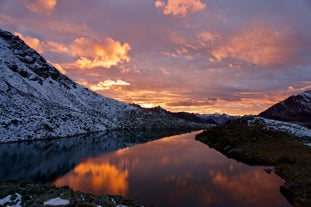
[0,129,191,182]
[55,160,129,196]
[53,131,291,207]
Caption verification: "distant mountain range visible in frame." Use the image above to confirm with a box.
[259,90,311,128]
[131,105,239,126]
[0,29,205,143]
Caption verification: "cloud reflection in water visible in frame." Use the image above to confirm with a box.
[53,131,291,207]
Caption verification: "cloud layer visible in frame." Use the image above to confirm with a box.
[1,0,311,115]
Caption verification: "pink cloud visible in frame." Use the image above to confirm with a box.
[210,24,290,66]
[22,0,57,15]
[155,0,207,17]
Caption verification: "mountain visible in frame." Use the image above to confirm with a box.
[195,113,240,125]
[132,105,238,125]
[0,29,204,143]
[259,90,311,128]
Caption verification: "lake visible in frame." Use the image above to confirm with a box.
[0,130,291,207]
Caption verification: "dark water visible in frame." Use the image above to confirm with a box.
[0,130,291,207]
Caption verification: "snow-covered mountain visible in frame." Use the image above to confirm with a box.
[195,113,240,125]
[0,29,204,143]
[259,90,311,128]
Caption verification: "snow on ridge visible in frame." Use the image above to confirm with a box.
[248,117,311,146]
[299,90,311,98]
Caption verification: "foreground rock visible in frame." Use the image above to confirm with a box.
[0,180,143,207]
[196,117,311,207]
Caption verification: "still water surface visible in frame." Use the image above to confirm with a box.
[0,130,291,207]
[53,131,291,207]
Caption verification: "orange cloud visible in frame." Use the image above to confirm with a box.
[14,32,68,54]
[155,0,207,17]
[15,32,131,70]
[210,24,289,66]
[22,0,57,15]
[70,37,131,69]
[89,80,131,91]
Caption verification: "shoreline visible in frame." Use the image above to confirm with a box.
[0,180,143,207]
[195,118,311,207]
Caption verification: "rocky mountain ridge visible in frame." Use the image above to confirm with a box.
[259,90,311,128]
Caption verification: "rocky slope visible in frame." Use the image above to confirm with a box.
[0,29,204,143]
[259,90,311,128]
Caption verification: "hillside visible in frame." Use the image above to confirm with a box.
[0,29,204,143]
[259,90,311,128]
[196,116,311,207]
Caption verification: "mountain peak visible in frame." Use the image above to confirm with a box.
[259,90,311,128]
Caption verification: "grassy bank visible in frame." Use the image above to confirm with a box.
[0,180,142,207]
[196,117,311,207]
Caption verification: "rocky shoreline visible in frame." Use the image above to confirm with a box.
[196,117,311,207]
[0,180,143,207]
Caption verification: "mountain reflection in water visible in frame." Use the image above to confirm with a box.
[53,131,291,207]
[0,129,191,182]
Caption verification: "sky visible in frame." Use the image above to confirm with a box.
[1,0,311,115]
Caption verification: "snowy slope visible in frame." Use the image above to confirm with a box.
[248,116,311,146]
[259,90,311,128]
[248,117,311,138]
[0,29,203,143]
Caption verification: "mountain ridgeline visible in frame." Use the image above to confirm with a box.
[131,105,239,126]
[0,29,206,143]
[259,90,311,128]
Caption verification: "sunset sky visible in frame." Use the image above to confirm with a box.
[1,0,311,115]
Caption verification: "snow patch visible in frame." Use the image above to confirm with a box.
[0,193,22,207]
[304,143,311,147]
[248,117,311,138]
[43,197,70,206]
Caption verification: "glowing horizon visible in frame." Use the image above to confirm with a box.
[1,0,311,115]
